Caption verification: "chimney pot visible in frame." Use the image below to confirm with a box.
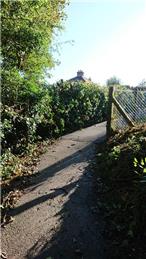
[77,70,84,77]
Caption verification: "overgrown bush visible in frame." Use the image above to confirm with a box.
[1,80,107,180]
[96,125,146,259]
[1,0,108,181]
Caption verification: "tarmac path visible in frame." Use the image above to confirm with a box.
[2,122,106,259]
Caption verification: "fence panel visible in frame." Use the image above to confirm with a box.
[109,86,146,132]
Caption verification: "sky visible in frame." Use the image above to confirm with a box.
[48,0,146,86]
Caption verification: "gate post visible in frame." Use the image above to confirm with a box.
[133,88,138,121]
[106,86,114,138]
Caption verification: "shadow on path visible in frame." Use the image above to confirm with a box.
[9,137,105,218]
[25,137,106,259]
[11,180,79,217]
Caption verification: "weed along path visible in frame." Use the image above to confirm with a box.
[2,122,106,259]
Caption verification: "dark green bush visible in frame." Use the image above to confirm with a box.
[1,80,107,179]
[96,126,146,259]
[49,80,107,133]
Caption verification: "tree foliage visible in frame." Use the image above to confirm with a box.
[106,76,121,86]
[1,0,68,107]
[1,0,108,181]
[1,0,67,74]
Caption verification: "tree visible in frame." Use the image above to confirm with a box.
[106,76,121,86]
[1,0,68,105]
[138,79,146,87]
[1,0,67,73]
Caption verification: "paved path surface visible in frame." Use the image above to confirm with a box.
[2,122,106,259]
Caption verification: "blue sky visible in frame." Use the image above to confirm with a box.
[48,0,146,86]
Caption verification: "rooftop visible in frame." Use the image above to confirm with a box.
[68,70,91,83]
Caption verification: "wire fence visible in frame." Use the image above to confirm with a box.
[111,87,146,131]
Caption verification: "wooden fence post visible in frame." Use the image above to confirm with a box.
[133,88,138,121]
[106,86,114,138]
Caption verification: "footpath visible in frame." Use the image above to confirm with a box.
[2,122,106,259]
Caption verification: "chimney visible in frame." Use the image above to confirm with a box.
[77,70,84,77]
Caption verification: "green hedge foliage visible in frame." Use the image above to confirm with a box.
[1,80,107,159]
